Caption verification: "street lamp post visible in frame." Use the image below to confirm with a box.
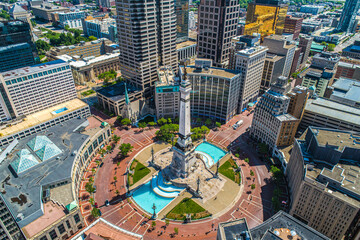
[151,147,154,165]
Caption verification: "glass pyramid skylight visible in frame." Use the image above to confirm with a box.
[11,150,39,174]
[35,142,62,161]
[27,136,53,152]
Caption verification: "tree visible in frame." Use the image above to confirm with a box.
[36,40,51,54]
[31,19,37,27]
[165,219,170,226]
[244,158,249,164]
[85,183,95,194]
[215,122,221,128]
[117,162,120,168]
[99,148,106,157]
[167,118,172,124]
[328,43,335,51]
[138,122,147,130]
[251,184,256,190]
[270,166,283,183]
[106,145,112,152]
[157,117,167,126]
[151,221,156,228]
[235,153,240,158]
[148,122,156,128]
[113,176,117,184]
[119,143,133,157]
[88,35,97,41]
[89,197,94,205]
[205,118,212,127]
[112,134,121,143]
[64,25,70,31]
[196,118,202,125]
[91,207,101,218]
[321,41,327,45]
[92,168,96,174]
[191,125,210,141]
[115,189,120,195]
[155,124,179,142]
[174,227,179,235]
[250,170,254,176]
[121,118,131,126]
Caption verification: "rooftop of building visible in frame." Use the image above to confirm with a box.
[96,81,142,102]
[31,4,68,10]
[276,113,298,122]
[250,210,330,240]
[265,53,285,61]
[9,4,27,14]
[185,65,240,79]
[52,38,111,51]
[0,59,68,79]
[0,98,88,138]
[57,52,119,68]
[176,40,197,50]
[263,35,295,49]
[331,77,360,103]
[22,201,67,238]
[0,116,105,228]
[156,66,179,87]
[313,51,340,62]
[236,45,268,56]
[304,98,360,126]
[296,127,360,206]
[338,60,360,68]
[218,218,251,240]
[72,218,143,240]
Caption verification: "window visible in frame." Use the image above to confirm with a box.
[57,68,62,72]
[48,70,52,74]
[49,230,57,240]
[28,75,33,79]
[11,79,17,84]
[58,224,65,234]
[66,220,71,229]
[66,65,70,69]
[43,71,48,75]
[33,73,38,78]
[62,66,66,70]
[38,72,43,77]
[40,236,48,240]
[5,81,11,85]
[74,214,80,223]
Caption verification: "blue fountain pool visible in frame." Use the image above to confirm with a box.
[195,142,227,167]
[51,107,68,115]
[132,173,184,214]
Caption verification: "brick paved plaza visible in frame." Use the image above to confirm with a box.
[78,109,277,240]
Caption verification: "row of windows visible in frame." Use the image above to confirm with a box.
[5,66,70,86]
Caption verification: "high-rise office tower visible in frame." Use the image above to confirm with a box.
[116,0,178,97]
[337,0,360,33]
[263,35,296,78]
[0,20,39,64]
[250,76,299,150]
[244,0,288,40]
[283,15,303,40]
[232,45,268,112]
[0,43,36,72]
[197,0,240,67]
[175,0,189,43]
[298,35,313,65]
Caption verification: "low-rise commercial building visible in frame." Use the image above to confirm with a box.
[335,61,360,80]
[300,69,331,97]
[32,4,69,21]
[57,51,120,85]
[300,5,324,15]
[82,17,117,42]
[286,127,360,240]
[217,211,329,240]
[342,40,360,59]
[329,77,360,107]
[46,39,112,61]
[299,97,360,133]
[155,66,179,119]
[176,40,196,62]
[0,116,111,239]
[58,11,86,29]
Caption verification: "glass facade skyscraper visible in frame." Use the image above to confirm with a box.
[337,0,360,33]
[175,0,189,43]
[244,0,288,40]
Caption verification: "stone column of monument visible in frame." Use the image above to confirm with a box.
[170,66,196,178]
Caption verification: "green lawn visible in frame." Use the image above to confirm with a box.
[81,90,95,96]
[218,159,241,184]
[166,198,211,220]
[129,160,151,186]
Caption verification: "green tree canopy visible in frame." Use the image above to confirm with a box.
[155,123,179,142]
[88,35,97,41]
[138,122,147,129]
[119,143,133,157]
[121,118,131,126]
[35,40,51,55]
[157,117,168,126]
[191,125,210,141]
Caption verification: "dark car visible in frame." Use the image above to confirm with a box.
[105,200,110,206]
[93,186,96,193]
[94,202,98,208]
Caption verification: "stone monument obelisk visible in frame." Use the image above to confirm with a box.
[170,66,196,178]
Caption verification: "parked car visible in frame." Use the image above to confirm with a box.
[93,186,96,193]
[94,202,98,208]
[105,200,110,206]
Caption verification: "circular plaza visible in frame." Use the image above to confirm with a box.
[77,111,279,240]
